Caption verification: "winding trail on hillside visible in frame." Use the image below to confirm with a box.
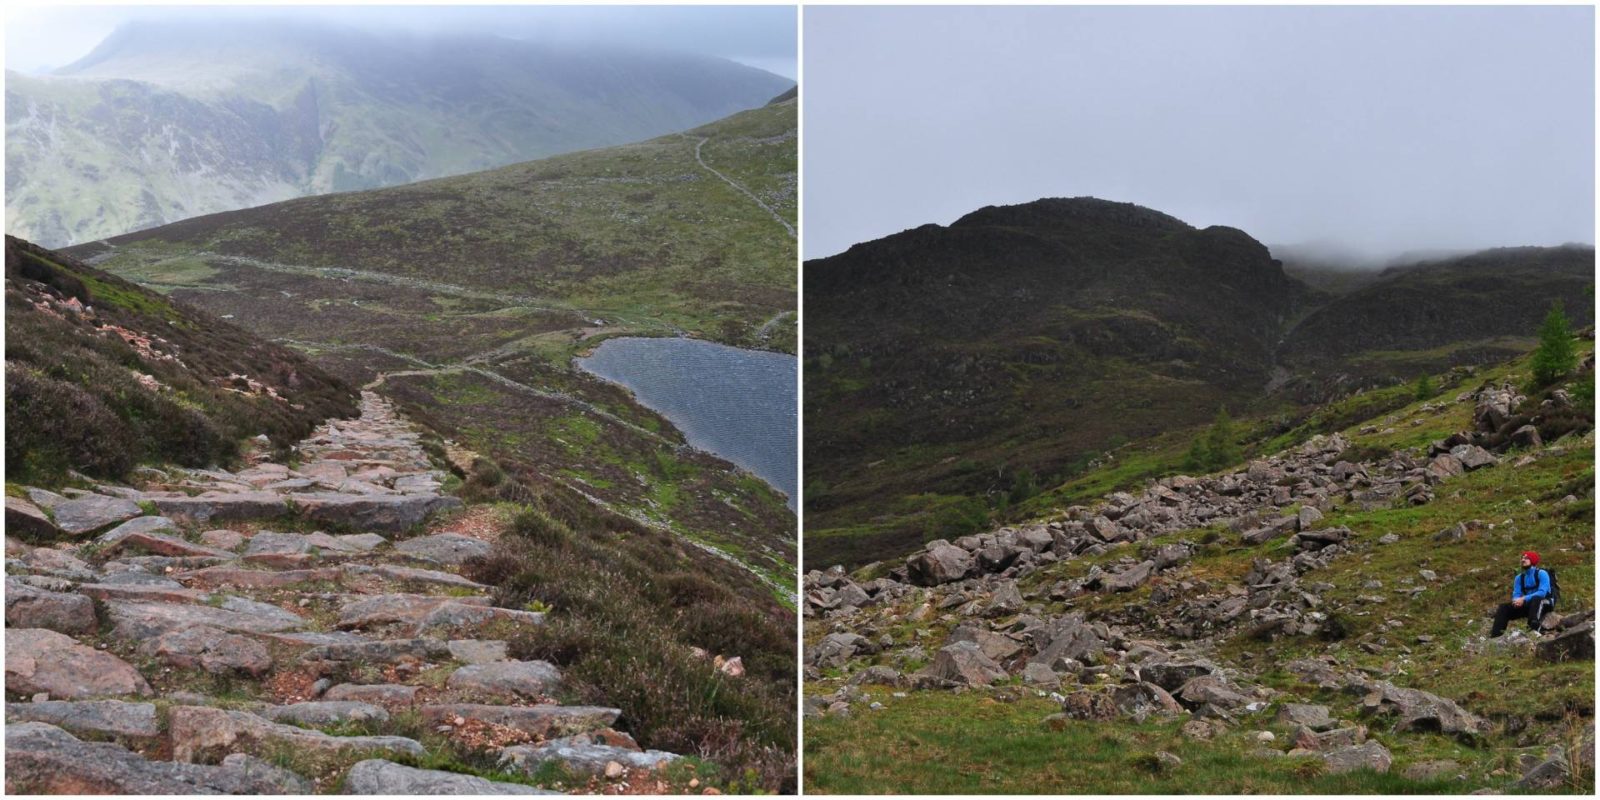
[754,310,794,341]
[691,137,796,240]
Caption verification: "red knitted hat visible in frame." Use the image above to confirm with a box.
[1522,551,1541,566]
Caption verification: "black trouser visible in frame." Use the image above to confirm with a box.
[1490,599,1550,637]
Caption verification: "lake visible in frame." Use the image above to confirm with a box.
[576,337,797,510]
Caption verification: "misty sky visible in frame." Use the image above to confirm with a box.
[804,6,1595,262]
[6,5,796,79]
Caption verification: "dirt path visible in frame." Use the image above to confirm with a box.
[692,137,796,240]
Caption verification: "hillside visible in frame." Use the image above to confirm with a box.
[5,236,796,793]
[65,99,799,594]
[5,235,358,485]
[803,198,1594,570]
[6,18,794,247]
[804,340,1595,793]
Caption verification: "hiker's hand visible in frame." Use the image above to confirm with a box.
[1513,598,1524,607]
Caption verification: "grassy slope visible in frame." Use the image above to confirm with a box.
[805,342,1595,794]
[70,101,798,595]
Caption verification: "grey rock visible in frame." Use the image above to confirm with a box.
[916,641,1007,687]
[140,625,274,677]
[168,705,426,763]
[5,497,59,540]
[446,660,563,702]
[448,639,511,664]
[907,544,974,586]
[1359,681,1488,739]
[261,701,389,727]
[344,759,554,794]
[106,599,305,640]
[51,496,143,535]
[218,754,314,793]
[5,700,160,740]
[323,684,422,706]
[501,734,680,778]
[1275,703,1335,731]
[5,577,97,635]
[6,722,293,793]
[422,703,620,738]
[150,493,290,525]
[1103,561,1156,592]
[294,493,461,534]
[1536,620,1594,662]
[1321,741,1392,774]
[395,533,492,565]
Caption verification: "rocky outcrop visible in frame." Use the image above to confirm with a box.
[344,759,554,794]
[6,629,152,699]
[6,722,296,794]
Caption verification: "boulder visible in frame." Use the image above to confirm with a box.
[1140,661,1214,692]
[140,625,273,677]
[6,628,152,699]
[918,641,1008,687]
[1111,681,1185,721]
[1321,741,1392,774]
[1174,675,1251,714]
[1359,681,1488,739]
[948,626,1024,662]
[984,581,1024,616]
[6,722,293,794]
[1275,703,1335,731]
[5,578,97,635]
[344,759,554,794]
[810,632,867,669]
[168,705,426,763]
[1103,561,1156,592]
[5,497,59,540]
[1509,424,1543,450]
[908,544,973,586]
[1030,614,1104,667]
[1449,445,1498,471]
[5,700,161,740]
[1537,620,1594,662]
[446,661,563,702]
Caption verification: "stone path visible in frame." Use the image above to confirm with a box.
[5,392,682,794]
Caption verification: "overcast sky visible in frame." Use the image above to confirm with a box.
[5,4,796,79]
[804,6,1594,262]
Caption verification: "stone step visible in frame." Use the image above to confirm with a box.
[499,733,681,779]
[177,566,343,590]
[168,705,427,763]
[259,700,389,727]
[336,593,492,630]
[446,661,562,703]
[342,759,556,795]
[105,599,307,640]
[5,700,161,742]
[7,722,303,794]
[422,703,621,738]
[6,629,152,700]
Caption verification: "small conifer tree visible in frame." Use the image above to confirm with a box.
[1413,374,1435,400]
[1531,301,1578,386]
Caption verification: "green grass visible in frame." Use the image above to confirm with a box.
[805,692,1479,794]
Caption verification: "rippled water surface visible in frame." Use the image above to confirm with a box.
[576,337,797,510]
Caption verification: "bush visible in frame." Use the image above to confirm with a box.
[1184,407,1243,473]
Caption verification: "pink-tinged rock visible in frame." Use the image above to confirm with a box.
[6,629,152,698]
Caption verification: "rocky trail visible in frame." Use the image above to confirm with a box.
[805,382,1594,791]
[5,392,689,794]
[690,136,796,240]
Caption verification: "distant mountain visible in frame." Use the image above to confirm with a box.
[6,18,793,247]
[805,197,1594,568]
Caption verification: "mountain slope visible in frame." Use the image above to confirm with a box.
[6,19,793,247]
[805,198,1594,570]
[804,340,1595,794]
[5,235,357,485]
[67,99,798,595]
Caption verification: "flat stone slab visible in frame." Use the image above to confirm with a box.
[395,533,493,565]
[177,566,343,590]
[324,683,422,706]
[344,759,556,794]
[336,593,491,629]
[308,532,389,552]
[141,625,274,677]
[105,599,306,640]
[415,603,544,636]
[260,701,389,727]
[5,628,152,699]
[5,578,98,635]
[7,722,295,794]
[447,661,563,702]
[77,581,209,605]
[6,700,161,740]
[300,638,452,666]
[102,529,236,559]
[14,547,98,581]
[93,516,180,547]
[500,735,680,778]
[51,496,143,535]
[168,705,427,763]
[423,703,620,738]
[448,639,511,664]
[150,493,290,525]
[346,563,486,590]
[294,493,461,533]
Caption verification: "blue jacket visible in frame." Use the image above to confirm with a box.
[1513,568,1551,602]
